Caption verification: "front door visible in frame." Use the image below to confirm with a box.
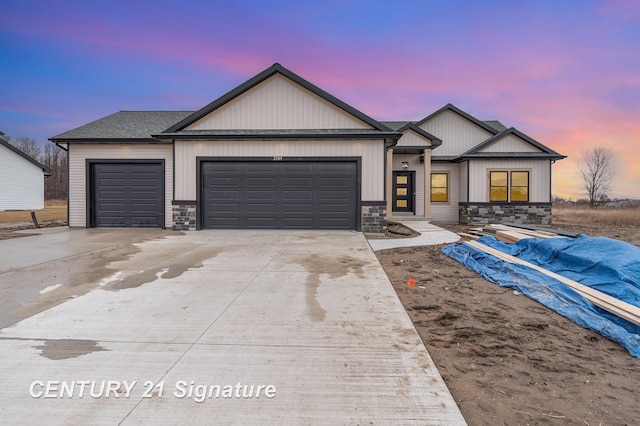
[392,171,414,213]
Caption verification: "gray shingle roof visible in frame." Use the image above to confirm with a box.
[50,111,194,141]
[483,120,508,132]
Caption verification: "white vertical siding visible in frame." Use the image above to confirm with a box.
[421,110,494,156]
[0,147,44,210]
[397,130,431,147]
[459,161,468,203]
[391,154,424,216]
[186,75,372,130]
[479,134,542,153]
[174,140,384,201]
[468,159,551,202]
[431,163,460,223]
[68,143,173,227]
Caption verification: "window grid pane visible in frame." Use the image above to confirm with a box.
[431,173,448,202]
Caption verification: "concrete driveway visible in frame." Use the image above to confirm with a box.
[0,228,465,425]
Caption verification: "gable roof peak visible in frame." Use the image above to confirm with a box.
[163,63,393,133]
[417,103,499,135]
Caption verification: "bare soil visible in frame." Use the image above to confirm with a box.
[376,221,640,425]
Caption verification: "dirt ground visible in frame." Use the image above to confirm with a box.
[376,221,640,425]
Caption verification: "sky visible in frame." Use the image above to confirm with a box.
[1,0,638,200]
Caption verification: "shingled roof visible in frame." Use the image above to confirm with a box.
[50,111,194,142]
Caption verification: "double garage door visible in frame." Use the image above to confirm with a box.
[201,160,358,230]
[89,160,358,230]
[90,162,164,228]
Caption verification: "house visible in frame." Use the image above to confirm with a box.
[0,135,52,211]
[50,63,565,232]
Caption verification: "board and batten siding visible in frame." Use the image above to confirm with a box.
[68,143,173,227]
[459,161,468,203]
[421,110,494,156]
[0,147,44,210]
[174,140,384,201]
[431,163,460,223]
[479,135,543,153]
[468,159,551,203]
[396,130,431,147]
[186,75,372,131]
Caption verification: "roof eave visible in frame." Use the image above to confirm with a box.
[48,137,168,144]
[153,131,401,141]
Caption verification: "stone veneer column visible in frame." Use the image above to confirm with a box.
[172,201,197,231]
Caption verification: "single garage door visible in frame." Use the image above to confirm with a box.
[91,162,164,227]
[201,160,358,229]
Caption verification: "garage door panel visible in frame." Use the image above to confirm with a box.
[207,177,239,187]
[209,191,239,201]
[246,177,276,187]
[247,163,276,172]
[202,161,357,230]
[283,177,312,187]
[282,163,314,172]
[282,203,313,213]
[246,203,276,213]
[246,191,276,201]
[209,203,239,213]
[92,162,163,228]
[283,190,313,201]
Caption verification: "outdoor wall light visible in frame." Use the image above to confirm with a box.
[401,161,409,170]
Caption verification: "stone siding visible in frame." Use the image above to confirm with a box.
[172,202,197,231]
[361,202,387,233]
[459,202,552,225]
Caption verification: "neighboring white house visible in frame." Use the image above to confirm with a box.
[50,63,565,231]
[0,137,52,211]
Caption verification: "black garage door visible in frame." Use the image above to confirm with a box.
[201,161,358,229]
[91,162,164,228]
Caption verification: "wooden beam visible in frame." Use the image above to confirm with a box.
[464,240,640,327]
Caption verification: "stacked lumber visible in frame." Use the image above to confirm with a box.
[458,223,575,243]
[465,240,640,327]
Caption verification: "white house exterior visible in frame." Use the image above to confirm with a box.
[0,138,51,211]
[50,63,565,231]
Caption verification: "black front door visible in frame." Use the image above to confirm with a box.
[392,171,414,213]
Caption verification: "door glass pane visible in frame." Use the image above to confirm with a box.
[396,188,407,196]
[396,176,407,184]
[396,200,407,208]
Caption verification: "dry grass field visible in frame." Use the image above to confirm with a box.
[553,203,640,227]
[0,200,67,224]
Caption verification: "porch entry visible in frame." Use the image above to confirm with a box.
[392,171,415,213]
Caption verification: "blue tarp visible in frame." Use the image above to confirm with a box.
[442,235,640,358]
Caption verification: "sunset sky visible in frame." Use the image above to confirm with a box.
[1,0,638,199]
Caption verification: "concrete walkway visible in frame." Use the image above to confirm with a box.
[0,229,466,425]
[368,221,460,251]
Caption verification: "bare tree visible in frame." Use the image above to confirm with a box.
[42,143,68,200]
[578,147,615,208]
[10,136,42,160]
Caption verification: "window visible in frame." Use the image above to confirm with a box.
[510,171,529,201]
[431,173,448,202]
[490,170,529,202]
